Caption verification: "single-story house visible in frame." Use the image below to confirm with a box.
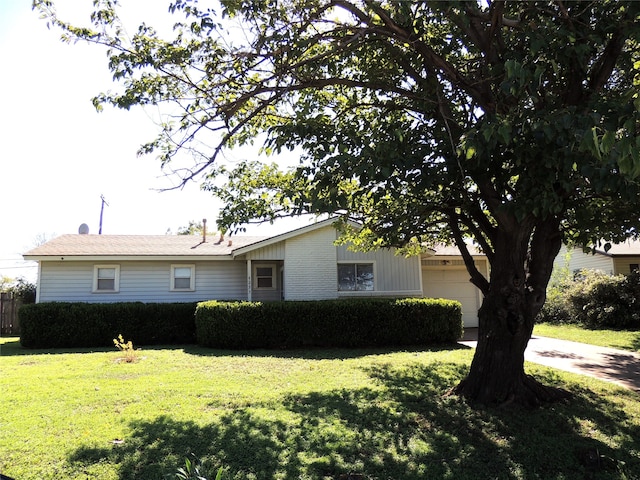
[23,218,488,327]
[554,240,640,276]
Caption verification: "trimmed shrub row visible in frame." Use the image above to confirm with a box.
[19,302,197,348]
[195,298,462,349]
[538,270,640,329]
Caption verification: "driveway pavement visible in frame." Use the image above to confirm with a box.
[459,329,640,392]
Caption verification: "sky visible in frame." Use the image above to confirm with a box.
[0,1,307,282]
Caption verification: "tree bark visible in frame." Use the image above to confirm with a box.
[452,222,572,407]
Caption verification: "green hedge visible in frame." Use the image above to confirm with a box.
[195,298,463,349]
[19,302,197,348]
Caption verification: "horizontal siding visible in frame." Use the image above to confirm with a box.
[337,245,421,293]
[556,246,614,275]
[38,260,247,303]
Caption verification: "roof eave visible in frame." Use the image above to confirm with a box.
[231,217,347,256]
[23,254,236,262]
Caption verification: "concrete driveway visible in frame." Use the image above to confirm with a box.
[459,329,640,392]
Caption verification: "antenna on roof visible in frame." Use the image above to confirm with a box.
[99,195,109,235]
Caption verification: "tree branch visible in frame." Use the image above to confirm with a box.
[448,212,490,294]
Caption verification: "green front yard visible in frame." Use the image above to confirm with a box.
[1,336,639,479]
[534,324,640,352]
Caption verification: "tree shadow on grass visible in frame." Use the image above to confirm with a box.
[0,337,466,360]
[0,338,115,356]
[179,343,468,360]
[67,362,640,480]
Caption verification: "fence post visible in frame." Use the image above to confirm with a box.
[0,292,21,336]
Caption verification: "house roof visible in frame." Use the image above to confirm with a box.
[594,239,640,256]
[23,217,487,261]
[23,234,269,259]
[22,218,342,261]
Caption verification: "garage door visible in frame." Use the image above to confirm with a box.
[422,269,480,328]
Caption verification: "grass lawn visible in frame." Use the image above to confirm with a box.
[1,336,639,480]
[534,323,640,352]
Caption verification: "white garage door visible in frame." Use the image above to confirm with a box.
[422,269,480,328]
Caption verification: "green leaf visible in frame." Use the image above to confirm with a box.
[465,147,476,160]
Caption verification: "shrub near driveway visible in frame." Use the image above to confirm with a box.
[1,337,640,480]
[538,270,640,329]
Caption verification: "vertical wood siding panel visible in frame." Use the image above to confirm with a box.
[246,243,285,261]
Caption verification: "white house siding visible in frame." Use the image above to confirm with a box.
[337,245,423,296]
[37,260,247,303]
[284,225,337,300]
[555,246,614,275]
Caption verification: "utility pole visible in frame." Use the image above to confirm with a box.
[99,195,109,235]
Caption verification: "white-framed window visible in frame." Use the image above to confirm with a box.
[253,264,276,290]
[171,264,195,291]
[93,265,120,293]
[337,263,375,291]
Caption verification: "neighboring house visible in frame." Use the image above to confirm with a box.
[555,240,640,276]
[23,218,486,327]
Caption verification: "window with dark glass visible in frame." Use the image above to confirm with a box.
[254,265,275,289]
[337,263,374,291]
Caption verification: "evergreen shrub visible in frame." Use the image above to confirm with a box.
[195,298,462,349]
[19,302,197,348]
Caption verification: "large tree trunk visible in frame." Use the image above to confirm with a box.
[452,220,572,407]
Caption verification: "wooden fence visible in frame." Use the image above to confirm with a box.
[0,292,22,336]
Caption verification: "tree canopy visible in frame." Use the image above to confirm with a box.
[36,0,640,406]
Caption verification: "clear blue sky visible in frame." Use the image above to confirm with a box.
[0,1,305,282]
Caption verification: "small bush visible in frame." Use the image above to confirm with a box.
[195,298,462,349]
[169,455,225,480]
[537,284,573,325]
[113,334,139,363]
[19,302,197,349]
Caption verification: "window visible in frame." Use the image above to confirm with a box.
[338,263,374,291]
[93,265,120,293]
[631,264,639,273]
[254,264,275,289]
[171,265,195,291]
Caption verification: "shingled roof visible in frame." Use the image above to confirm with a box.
[23,234,269,258]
